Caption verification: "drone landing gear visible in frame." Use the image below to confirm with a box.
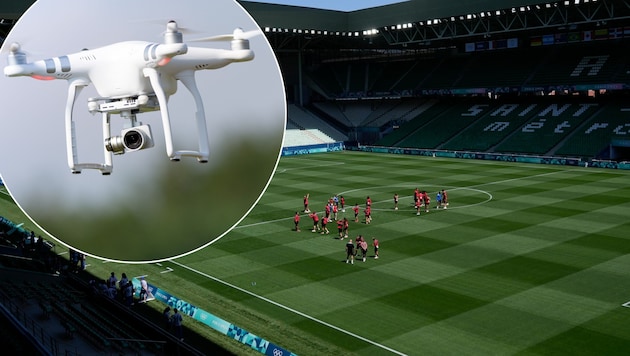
[66,81,114,175]
[143,68,210,164]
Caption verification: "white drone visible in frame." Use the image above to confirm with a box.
[4,21,258,174]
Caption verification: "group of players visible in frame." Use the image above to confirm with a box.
[293,189,448,264]
[410,188,449,215]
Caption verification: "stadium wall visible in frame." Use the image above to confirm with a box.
[281,142,344,156]
[349,145,630,170]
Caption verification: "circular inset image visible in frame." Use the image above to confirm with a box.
[0,0,286,262]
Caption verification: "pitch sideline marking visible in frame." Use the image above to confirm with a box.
[169,259,407,356]
[622,301,630,308]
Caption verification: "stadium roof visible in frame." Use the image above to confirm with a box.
[238,0,572,31]
[245,0,409,12]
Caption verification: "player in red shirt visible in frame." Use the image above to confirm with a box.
[340,195,345,212]
[365,196,372,208]
[372,237,379,259]
[355,235,363,259]
[294,212,301,232]
[343,217,349,239]
[332,204,338,220]
[320,216,330,235]
[309,211,320,232]
[359,240,368,262]
[441,189,448,209]
[336,219,344,239]
[364,206,372,224]
[423,192,431,213]
[303,194,310,213]
[353,203,360,222]
[393,193,399,210]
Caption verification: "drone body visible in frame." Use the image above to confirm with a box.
[4,21,257,174]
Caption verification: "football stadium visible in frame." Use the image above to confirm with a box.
[2,0,630,355]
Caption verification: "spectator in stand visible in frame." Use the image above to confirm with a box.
[119,273,129,292]
[123,280,134,306]
[171,308,184,341]
[163,307,173,330]
[139,276,149,303]
[107,272,118,289]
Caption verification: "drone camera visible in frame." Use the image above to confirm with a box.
[105,124,154,154]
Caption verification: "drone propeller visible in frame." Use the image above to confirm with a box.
[189,28,261,42]
[5,42,28,65]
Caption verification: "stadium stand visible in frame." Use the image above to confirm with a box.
[0,216,226,355]
[286,104,348,142]
[283,128,336,147]
[555,100,630,158]
[491,99,602,155]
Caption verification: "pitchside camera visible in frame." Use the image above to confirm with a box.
[105,124,154,154]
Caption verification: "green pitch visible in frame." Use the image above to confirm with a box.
[8,151,630,355]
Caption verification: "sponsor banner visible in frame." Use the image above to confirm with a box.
[282,142,344,156]
[542,34,555,45]
[148,282,297,356]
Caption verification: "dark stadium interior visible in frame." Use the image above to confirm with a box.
[1,0,630,354]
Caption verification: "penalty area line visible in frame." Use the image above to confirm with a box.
[622,301,630,308]
[169,260,407,356]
